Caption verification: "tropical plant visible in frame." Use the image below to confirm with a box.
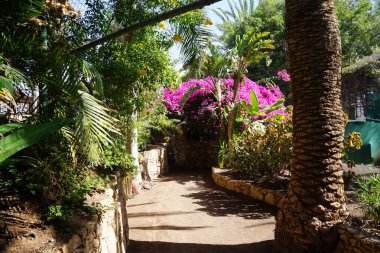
[225,111,292,178]
[215,0,286,79]
[225,28,274,149]
[355,174,380,223]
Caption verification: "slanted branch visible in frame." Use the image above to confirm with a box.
[71,0,221,54]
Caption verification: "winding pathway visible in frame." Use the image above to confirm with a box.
[127,170,279,253]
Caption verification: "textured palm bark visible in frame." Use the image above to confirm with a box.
[274,1,347,252]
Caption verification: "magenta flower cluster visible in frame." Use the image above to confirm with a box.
[163,77,285,139]
[277,70,291,82]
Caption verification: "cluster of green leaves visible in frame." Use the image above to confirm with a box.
[336,0,380,66]
[215,0,380,78]
[0,151,104,224]
[138,100,181,147]
[214,0,285,79]
[69,0,211,152]
[355,174,380,223]
[0,0,122,224]
[103,142,138,178]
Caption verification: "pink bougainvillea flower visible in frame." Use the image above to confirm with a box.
[163,76,286,139]
[277,69,291,82]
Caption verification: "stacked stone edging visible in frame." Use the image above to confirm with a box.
[334,223,380,253]
[212,168,380,252]
[211,167,286,208]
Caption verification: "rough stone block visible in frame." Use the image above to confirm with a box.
[68,234,82,252]
[264,192,276,206]
[253,187,264,201]
[235,181,242,193]
[225,180,237,191]
[218,176,228,187]
[241,182,251,196]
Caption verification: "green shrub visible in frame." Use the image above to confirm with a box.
[225,116,292,178]
[354,174,380,223]
[103,142,138,178]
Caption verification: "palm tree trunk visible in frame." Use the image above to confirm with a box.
[274,1,347,252]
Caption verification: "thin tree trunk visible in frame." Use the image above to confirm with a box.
[274,1,347,252]
[127,111,141,191]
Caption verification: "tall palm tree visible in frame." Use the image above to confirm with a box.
[274,1,347,252]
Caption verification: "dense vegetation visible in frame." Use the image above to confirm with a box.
[0,0,209,223]
[0,0,379,231]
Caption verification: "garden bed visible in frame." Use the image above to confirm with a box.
[212,167,286,208]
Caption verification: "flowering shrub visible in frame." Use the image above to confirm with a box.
[277,69,290,82]
[163,76,286,139]
[224,111,293,178]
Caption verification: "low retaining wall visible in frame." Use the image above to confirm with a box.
[212,168,380,252]
[61,174,128,253]
[334,223,380,253]
[211,167,286,208]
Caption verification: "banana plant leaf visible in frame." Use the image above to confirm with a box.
[0,118,71,163]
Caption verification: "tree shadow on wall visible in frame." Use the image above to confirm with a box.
[128,239,279,253]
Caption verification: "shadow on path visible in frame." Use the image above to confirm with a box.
[130,225,212,230]
[128,239,279,253]
[158,170,277,220]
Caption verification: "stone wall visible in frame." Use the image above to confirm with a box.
[212,168,380,252]
[334,223,380,253]
[140,144,169,180]
[60,174,128,253]
[212,167,286,208]
[172,134,218,170]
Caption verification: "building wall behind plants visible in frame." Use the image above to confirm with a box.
[171,134,218,170]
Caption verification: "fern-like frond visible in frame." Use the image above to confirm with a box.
[74,90,119,165]
[177,23,213,66]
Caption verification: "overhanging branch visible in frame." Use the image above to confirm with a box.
[71,0,221,54]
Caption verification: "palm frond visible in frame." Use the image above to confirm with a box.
[177,23,213,66]
[74,90,119,165]
[212,8,230,23]
[82,60,104,96]
[227,0,238,20]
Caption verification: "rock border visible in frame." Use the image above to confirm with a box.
[211,167,286,208]
[334,222,380,253]
[212,168,380,252]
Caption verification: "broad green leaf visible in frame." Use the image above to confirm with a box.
[0,123,25,135]
[0,76,14,94]
[263,98,285,113]
[240,101,255,115]
[0,119,71,163]
[250,89,259,111]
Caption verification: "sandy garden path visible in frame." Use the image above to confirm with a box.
[127,170,279,253]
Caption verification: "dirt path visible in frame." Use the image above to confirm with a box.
[127,171,279,253]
